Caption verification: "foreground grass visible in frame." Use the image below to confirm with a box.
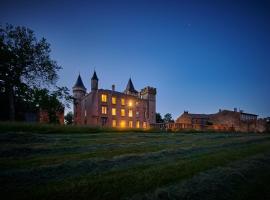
[0,130,270,200]
[0,121,156,133]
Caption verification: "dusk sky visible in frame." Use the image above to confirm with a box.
[1,0,270,118]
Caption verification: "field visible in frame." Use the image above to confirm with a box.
[1,129,270,200]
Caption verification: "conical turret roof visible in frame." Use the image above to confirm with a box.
[73,74,86,90]
[125,78,138,93]
[91,70,99,80]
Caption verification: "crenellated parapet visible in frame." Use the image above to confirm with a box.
[140,86,157,96]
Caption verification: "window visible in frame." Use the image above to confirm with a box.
[101,106,107,114]
[128,109,133,117]
[121,98,125,105]
[136,121,140,128]
[121,109,125,116]
[128,100,133,107]
[120,120,126,128]
[112,97,116,104]
[112,120,117,127]
[143,122,147,128]
[136,101,139,106]
[136,111,139,117]
[112,108,116,116]
[101,94,107,102]
[101,117,107,126]
[129,121,133,128]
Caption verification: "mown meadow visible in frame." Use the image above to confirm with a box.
[0,123,270,200]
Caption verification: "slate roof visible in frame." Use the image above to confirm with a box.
[91,70,99,80]
[73,74,86,90]
[125,78,138,93]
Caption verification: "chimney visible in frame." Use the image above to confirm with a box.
[112,84,115,91]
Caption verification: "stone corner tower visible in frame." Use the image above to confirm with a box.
[140,86,157,124]
[72,74,86,124]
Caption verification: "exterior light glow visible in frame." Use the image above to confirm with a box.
[120,120,126,128]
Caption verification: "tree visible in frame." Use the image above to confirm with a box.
[64,112,73,125]
[29,87,72,123]
[163,113,174,123]
[156,113,164,123]
[0,24,61,120]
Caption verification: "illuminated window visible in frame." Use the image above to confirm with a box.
[112,120,117,127]
[121,109,125,116]
[129,121,133,128]
[136,111,139,117]
[112,97,116,104]
[121,98,125,105]
[136,101,139,106]
[101,94,107,102]
[120,120,126,128]
[112,108,116,116]
[128,100,133,107]
[128,109,133,117]
[101,106,107,114]
[143,122,147,128]
[136,121,140,128]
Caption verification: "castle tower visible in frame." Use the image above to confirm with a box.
[124,78,138,96]
[91,70,99,92]
[73,74,86,124]
[140,86,157,125]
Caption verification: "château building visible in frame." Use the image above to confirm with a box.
[72,71,156,128]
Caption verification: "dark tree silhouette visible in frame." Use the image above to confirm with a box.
[163,113,174,123]
[0,24,61,120]
[64,112,73,125]
[156,113,164,123]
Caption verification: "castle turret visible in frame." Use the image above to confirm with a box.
[73,74,86,124]
[124,78,138,96]
[140,86,157,124]
[91,70,99,92]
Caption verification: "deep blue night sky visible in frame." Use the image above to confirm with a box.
[1,0,270,118]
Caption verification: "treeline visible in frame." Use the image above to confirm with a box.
[0,24,71,123]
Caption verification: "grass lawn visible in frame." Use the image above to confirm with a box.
[0,129,270,200]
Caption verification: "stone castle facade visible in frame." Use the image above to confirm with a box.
[72,71,156,128]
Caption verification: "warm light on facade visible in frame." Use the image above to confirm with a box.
[112,97,116,104]
[101,94,107,102]
[101,106,107,114]
[128,100,133,107]
[128,109,133,117]
[143,122,147,128]
[129,121,133,128]
[112,119,117,127]
[120,120,126,128]
[121,98,125,105]
[112,108,116,116]
[136,121,140,128]
[121,109,125,116]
